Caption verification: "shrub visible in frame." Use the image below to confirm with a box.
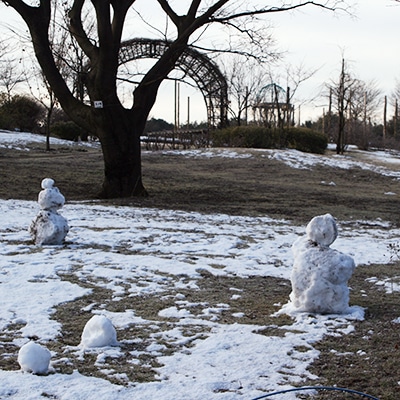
[51,121,87,141]
[211,126,282,149]
[0,95,44,132]
[211,126,327,154]
[284,127,328,154]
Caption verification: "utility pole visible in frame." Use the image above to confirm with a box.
[383,95,387,146]
[174,81,180,149]
[395,99,398,138]
[187,96,190,130]
[174,81,180,132]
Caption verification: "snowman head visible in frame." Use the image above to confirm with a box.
[306,213,338,247]
[41,178,55,190]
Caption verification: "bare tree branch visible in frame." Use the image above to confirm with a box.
[156,0,180,27]
[68,0,98,60]
[210,1,344,23]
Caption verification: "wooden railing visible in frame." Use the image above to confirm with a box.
[141,129,210,150]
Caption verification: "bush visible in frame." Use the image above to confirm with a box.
[51,121,87,141]
[284,127,328,154]
[0,95,44,132]
[211,126,282,149]
[211,126,327,154]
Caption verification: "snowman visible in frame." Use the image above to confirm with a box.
[289,213,355,314]
[29,178,69,245]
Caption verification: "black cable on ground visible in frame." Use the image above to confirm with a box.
[251,386,379,399]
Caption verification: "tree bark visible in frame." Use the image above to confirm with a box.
[89,103,147,198]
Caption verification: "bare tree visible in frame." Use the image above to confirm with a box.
[0,38,26,102]
[26,67,59,150]
[1,0,347,198]
[223,57,267,126]
[390,79,400,137]
[0,59,25,101]
[392,79,400,102]
[347,80,381,122]
[326,57,381,152]
[24,2,72,151]
[326,58,357,154]
[274,62,320,127]
[354,80,381,149]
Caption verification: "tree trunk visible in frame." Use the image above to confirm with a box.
[45,102,54,152]
[92,105,147,198]
[100,149,146,198]
[336,58,346,155]
[383,95,387,146]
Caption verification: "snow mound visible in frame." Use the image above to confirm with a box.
[80,315,118,348]
[18,342,51,374]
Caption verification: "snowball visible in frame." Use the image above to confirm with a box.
[41,178,55,189]
[306,213,338,247]
[80,315,118,348]
[18,341,51,374]
[289,214,355,314]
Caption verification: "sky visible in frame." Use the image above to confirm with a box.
[0,130,399,398]
[143,0,400,124]
[0,1,398,125]
[274,0,400,122]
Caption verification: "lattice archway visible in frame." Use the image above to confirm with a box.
[119,38,228,128]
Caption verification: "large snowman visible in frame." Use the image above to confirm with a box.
[29,178,69,245]
[289,213,355,314]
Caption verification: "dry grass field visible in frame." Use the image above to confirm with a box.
[1,142,400,398]
[1,143,400,226]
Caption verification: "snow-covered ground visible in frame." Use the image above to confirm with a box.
[0,130,398,399]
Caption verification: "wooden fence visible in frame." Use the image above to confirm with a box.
[141,130,210,150]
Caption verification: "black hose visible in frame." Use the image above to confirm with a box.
[251,386,379,399]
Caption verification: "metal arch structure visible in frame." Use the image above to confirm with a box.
[118,38,228,129]
[257,83,287,103]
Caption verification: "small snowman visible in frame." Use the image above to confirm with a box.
[289,213,355,314]
[29,178,69,245]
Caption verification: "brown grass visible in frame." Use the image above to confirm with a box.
[1,144,400,225]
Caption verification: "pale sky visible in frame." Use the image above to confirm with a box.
[134,0,400,124]
[0,1,398,125]
[274,0,400,123]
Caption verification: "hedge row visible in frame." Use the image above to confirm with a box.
[210,126,327,154]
